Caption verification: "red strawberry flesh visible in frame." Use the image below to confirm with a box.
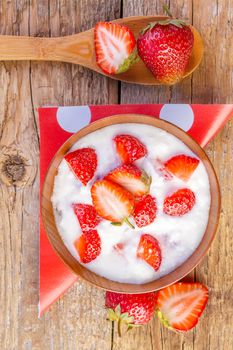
[91,179,135,223]
[137,234,162,271]
[74,230,101,263]
[73,203,101,231]
[114,134,147,163]
[64,147,97,186]
[157,282,208,332]
[105,164,151,196]
[164,154,200,181]
[94,22,137,75]
[163,188,195,216]
[133,194,157,228]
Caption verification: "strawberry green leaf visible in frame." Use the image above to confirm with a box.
[117,49,139,74]
[111,222,123,226]
[124,217,135,229]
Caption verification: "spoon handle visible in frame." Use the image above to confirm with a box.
[0,33,94,66]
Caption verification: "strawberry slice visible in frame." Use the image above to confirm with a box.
[64,147,97,186]
[73,203,101,232]
[164,154,199,181]
[156,282,209,332]
[105,164,151,196]
[133,194,157,227]
[163,188,195,216]
[137,234,161,271]
[91,179,135,226]
[74,230,101,263]
[114,134,148,163]
[94,22,138,75]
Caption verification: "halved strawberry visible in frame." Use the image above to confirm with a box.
[163,188,195,216]
[105,164,151,196]
[164,154,199,181]
[137,234,161,271]
[91,179,135,227]
[73,203,101,231]
[94,22,138,75]
[133,194,157,227]
[114,134,147,163]
[156,282,209,332]
[74,230,101,263]
[64,147,97,186]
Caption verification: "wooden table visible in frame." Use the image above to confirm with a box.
[0,1,232,349]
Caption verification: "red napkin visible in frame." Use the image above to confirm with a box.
[39,104,233,316]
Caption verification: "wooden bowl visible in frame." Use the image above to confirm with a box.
[41,115,221,293]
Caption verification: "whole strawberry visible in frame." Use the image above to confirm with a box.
[105,291,157,335]
[137,7,194,84]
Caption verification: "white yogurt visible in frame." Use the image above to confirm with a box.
[52,123,211,284]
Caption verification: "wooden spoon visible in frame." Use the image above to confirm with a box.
[0,16,204,85]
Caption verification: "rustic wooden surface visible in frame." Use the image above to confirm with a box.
[0,1,232,349]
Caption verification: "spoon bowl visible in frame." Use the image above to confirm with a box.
[0,16,204,85]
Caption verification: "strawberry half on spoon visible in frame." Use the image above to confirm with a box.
[156,282,209,332]
[137,6,194,84]
[94,22,138,75]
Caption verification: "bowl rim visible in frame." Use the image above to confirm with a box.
[41,114,221,293]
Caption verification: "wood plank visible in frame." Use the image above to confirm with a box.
[0,2,38,350]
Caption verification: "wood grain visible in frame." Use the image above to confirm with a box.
[0,1,232,350]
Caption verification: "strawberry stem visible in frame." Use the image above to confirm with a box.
[163,4,173,18]
[118,318,122,337]
[111,222,122,226]
[124,217,135,229]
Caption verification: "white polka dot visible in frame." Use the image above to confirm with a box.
[159,104,194,132]
[57,106,91,133]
